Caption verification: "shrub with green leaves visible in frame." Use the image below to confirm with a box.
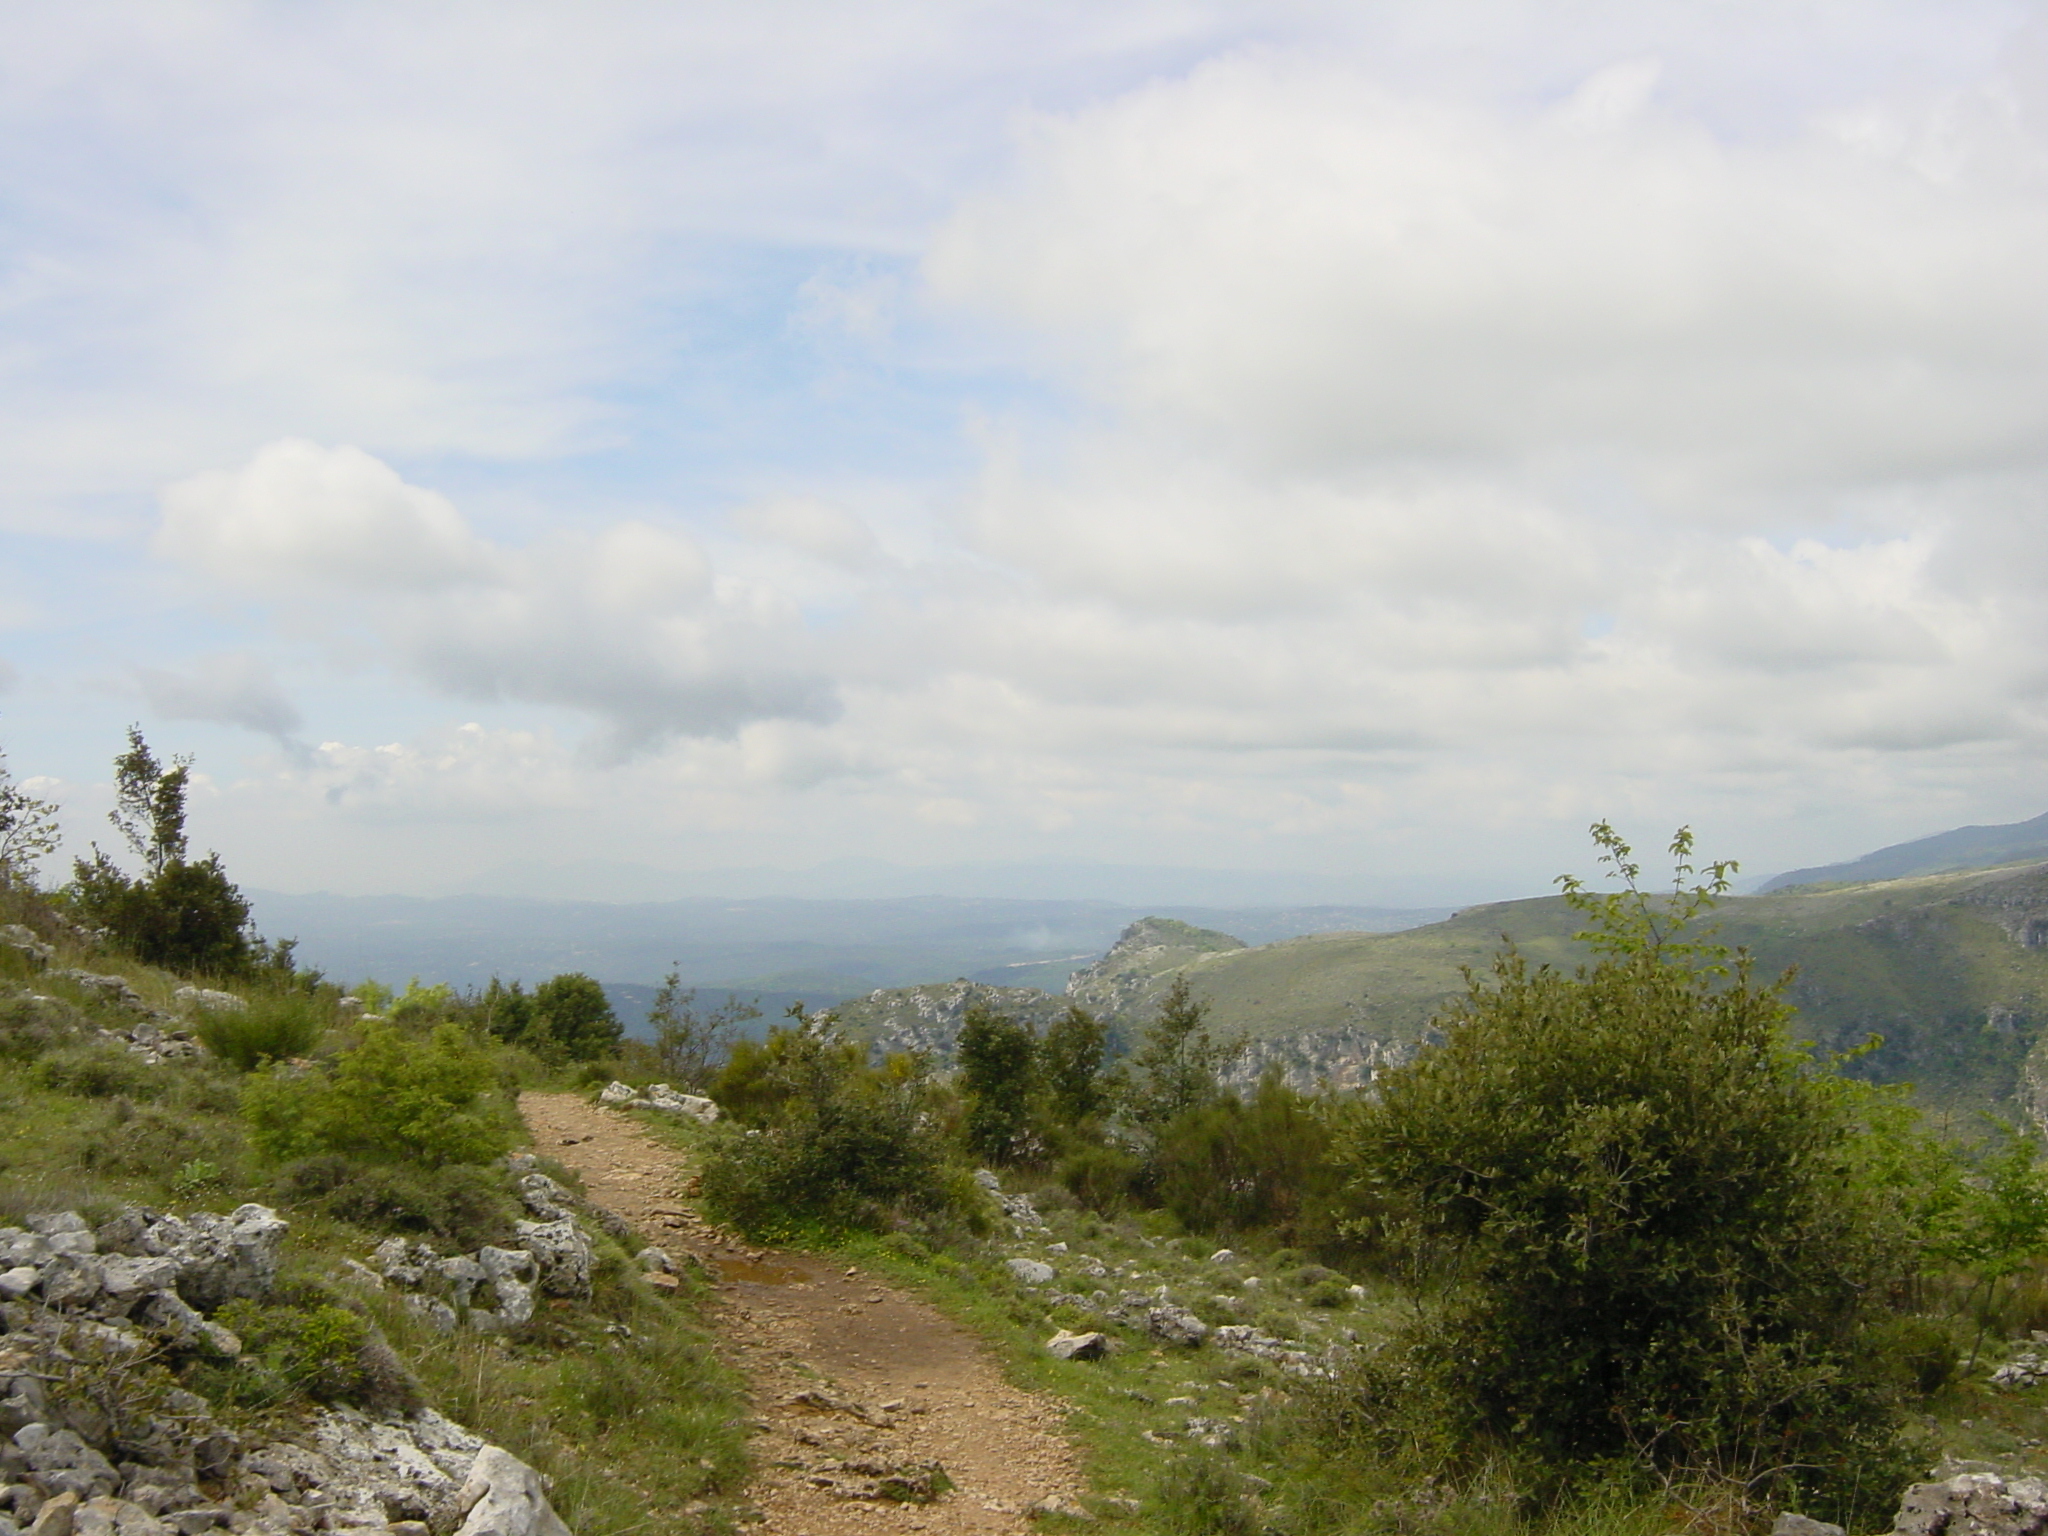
[243,1020,516,1168]
[1332,826,1915,1522]
[194,993,325,1072]
[700,1014,953,1238]
[210,1298,377,1405]
[273,1154,518,1249]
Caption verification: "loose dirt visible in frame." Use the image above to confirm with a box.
[519,1092,1087,1536]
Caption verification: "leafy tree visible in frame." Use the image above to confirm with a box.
[957,1004,1038,1163]
[109,726,189,877]
[478,977,536,1043]
[65,728,253,975]
[1040,1003,1110,1125]
[0,745,59,889]
[530,972,621,1061]
[1124,976,1240,1130]
[647,970,757,1087]
[1334,825,1913,1519]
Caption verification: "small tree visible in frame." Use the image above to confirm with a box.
[530,972,621,1061]
[0,746,59,890]
[647,970,757,1087]
[957,1004,1038,1163]
[1336,826,1912,1519]
[66,728,252,975]
[1124,976,1240,1130]
[109,726,189,877]
[1040,1003,1110,1125]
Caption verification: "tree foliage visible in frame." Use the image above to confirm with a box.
[530,972,621,1061]
[65,729,253,975]
[1123,976,1240,1130]
[645,971,757,1088]
[1335,825,1913,1518]
[1039,1003,1110,1125]
[957,1005,1038,1162]
[0,745,59,889]
[700,1009,952,1237]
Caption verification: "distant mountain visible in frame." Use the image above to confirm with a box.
[243,889,1449,1033]
[1758,811,2048,892]
[833,863,2048,1119]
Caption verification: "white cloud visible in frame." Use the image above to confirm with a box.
[929,51,2048,485]
[158,442,839,751]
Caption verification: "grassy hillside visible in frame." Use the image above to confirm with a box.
[837,861,2048,1115]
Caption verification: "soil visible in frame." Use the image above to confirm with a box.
[519,1092,1087,1536]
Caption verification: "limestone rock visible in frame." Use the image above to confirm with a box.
[138,1207,286,1313]
[1893,1472,2048,1536]
[1007,1259,1056,1287]
[1045,1331,1108,1361]
[515,1176,574,1224]
[169,989,243,1016]
[596,1082,640,1107]
[511,1221,591,1301]
[1771,1515,1844,1536]
[642,1085,719,1124]
[453,1447,571,1536]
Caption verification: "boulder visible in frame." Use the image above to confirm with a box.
[453,1447,571,1536]
[1045,1331,1109,1361]
[515,1175,574,1224]
[634,1249,673,1274]
[596,1082,640,1107]
[168,989,242,1016]
[20,1430,118,1500]
[642,1086,719,1124]
[138,1207,286,1313]
[54,975,146,1014]
[1143,1305,1208,1348]
[1893,1473,2048,1536]
[0,927,51,969]
[1006,1259,1056,1287]
[1771,1516,1844,1536]
[512,1221,591,1301]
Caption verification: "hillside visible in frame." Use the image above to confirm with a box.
[836,862,2048,1116]
[1758,809,2048,892]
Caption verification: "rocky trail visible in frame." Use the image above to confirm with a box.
[517,1094,1086,1536]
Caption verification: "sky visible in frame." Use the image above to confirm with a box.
[3,0,2047,906]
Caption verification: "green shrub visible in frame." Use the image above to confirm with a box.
[243,1020,516,1168]
[0,995,85,1061]
[210,1298,373,1404]
[195,994,324,1072]
[1332,826,1914,1521]
[1153,1071,1345,1247]
[699,1017,952,1238]
[1058,1142,1146,1213]
[1153,1452,1261,1536]
[32,1043,161,1100]
[273,1154,519,1249]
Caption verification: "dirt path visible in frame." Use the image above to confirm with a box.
[519,1093,1086,1536]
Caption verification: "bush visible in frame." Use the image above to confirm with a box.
[68,851,253,977]
[273,1154,519,1249]
[209,1297,375,1404]
[243,1020,516,1168]
[194,994,325,1072]
[699,1016,953,1238]
[1152,1069,1346,1248]
[1059,1142,1146,1213]
[32,1043,161,1101]
[1332,826,1915,1521]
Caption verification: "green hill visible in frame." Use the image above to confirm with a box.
[837,861,2048,1119]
